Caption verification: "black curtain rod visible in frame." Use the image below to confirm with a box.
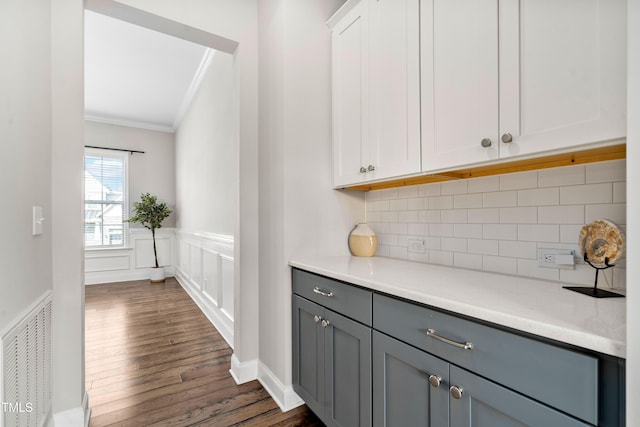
[84,145,145,155]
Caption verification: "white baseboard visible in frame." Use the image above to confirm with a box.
[84,267,176,285]
[50,392,90,427]
[257,361,304,412]
[175,270,234,348]
[229,354,258,385]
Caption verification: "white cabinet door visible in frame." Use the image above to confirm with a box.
[368,0,421,181]
[421,0,500,172]
[332,0,370,187]
[499,0,626,158]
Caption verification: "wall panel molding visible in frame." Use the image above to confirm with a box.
[174,230,234,348]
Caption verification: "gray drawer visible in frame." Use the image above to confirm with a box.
[373,293,598,425]
[292,268,372,326]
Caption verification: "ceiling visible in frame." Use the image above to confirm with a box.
[84,10,213,133]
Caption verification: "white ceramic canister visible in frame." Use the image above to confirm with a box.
[348,223,378,257]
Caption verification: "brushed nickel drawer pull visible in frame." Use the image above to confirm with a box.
[427,328,474,350]
[313,287,334,298]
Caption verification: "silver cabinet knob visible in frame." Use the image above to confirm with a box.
[480,138,492,148]
[450,385,463,399]
[501,133,513,143]
[360,167,367,173]
[368,164,376,172]
[313,315,322,323]
[321,319,331,328]
[428,375,441,388]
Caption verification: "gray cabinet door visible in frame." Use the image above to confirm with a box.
[373,331,449,427]
[449,365,590,427]
[292,295,325,418]
[324,308,372,427]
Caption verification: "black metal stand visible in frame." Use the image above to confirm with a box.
[563,254,624,298]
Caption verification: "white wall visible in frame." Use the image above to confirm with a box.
[84,121,177,226]
[51,0,87,422]
[175,51,236,235]
[626,0,639,423]
[257,0,364,409]
[0,0,53,332]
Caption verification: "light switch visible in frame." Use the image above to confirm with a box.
[33,206,44,235]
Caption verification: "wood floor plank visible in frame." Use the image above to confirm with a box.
[86,278,322,426]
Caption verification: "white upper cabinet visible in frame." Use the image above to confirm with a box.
[331,0,370,187]
[330,0,421,187]
[422,0,626,172]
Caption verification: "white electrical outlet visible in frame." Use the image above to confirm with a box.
[408,239,426,253]
[538,248,576,269]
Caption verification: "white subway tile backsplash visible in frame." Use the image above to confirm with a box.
[428,195,454,210]
[483,191,517,208]
[499,240,537,259]
[407,197,426,210]
[483,224,518,241]
[399,211,419,223]
[429,223,454,237]
[429,250,454,266]
[467,176,500,193]
[454,193,483,209]
[389,246,409,260]
[538,164,585,187]
[418,182,441,197]
[613,182,626,203]
[390,199,409,211]
[560,183,612,205]
[499,207,537,224]
[398,186,419,199]
[454,224,483,239]
[468,208,499,224]
[468,239,499,255]
[560,224,583,244]
[585,203,626,225]
[365,160,626,288]
[454,253,483,270]
[500,171,538,190]
[518,225,560,243]
[517,188,559,207]
[441,238,467,252]
[441,180,468,195]
[441,209,468,224]
[538,205,584,224]
[586,159,626,183]
[483,255,518,275]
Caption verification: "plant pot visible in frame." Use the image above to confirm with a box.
[149,266,165,283]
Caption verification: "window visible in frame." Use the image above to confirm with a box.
[84,149,128,248]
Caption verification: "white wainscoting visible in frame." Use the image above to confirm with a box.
[174,231,234,348]
[84,228,176,285]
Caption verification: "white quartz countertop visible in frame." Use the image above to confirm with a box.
[289,255,626,358]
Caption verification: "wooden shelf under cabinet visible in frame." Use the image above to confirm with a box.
[342,143,626,191]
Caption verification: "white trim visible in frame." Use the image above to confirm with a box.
[257,361,304,412]
[84,114,175,134]
[49,392,90,427]
[229,354,258,385]
[173,49,216,130]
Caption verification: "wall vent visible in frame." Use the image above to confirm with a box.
[1,292,52,427]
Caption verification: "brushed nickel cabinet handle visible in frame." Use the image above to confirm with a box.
[428,375,442,388]
[427,328,474,350]
[321,319,331,328]
[501,133,513,143]
[313,287,334,298]
[481,138,492,148]
[450,385,463,399]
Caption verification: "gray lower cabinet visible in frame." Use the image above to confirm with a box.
[292,294,372,427]
[292,268,624,427]
[373,331,449,427]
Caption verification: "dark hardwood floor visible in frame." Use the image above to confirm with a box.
[85,277,322,426]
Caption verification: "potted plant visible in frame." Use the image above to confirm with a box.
[128,193,172,282]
